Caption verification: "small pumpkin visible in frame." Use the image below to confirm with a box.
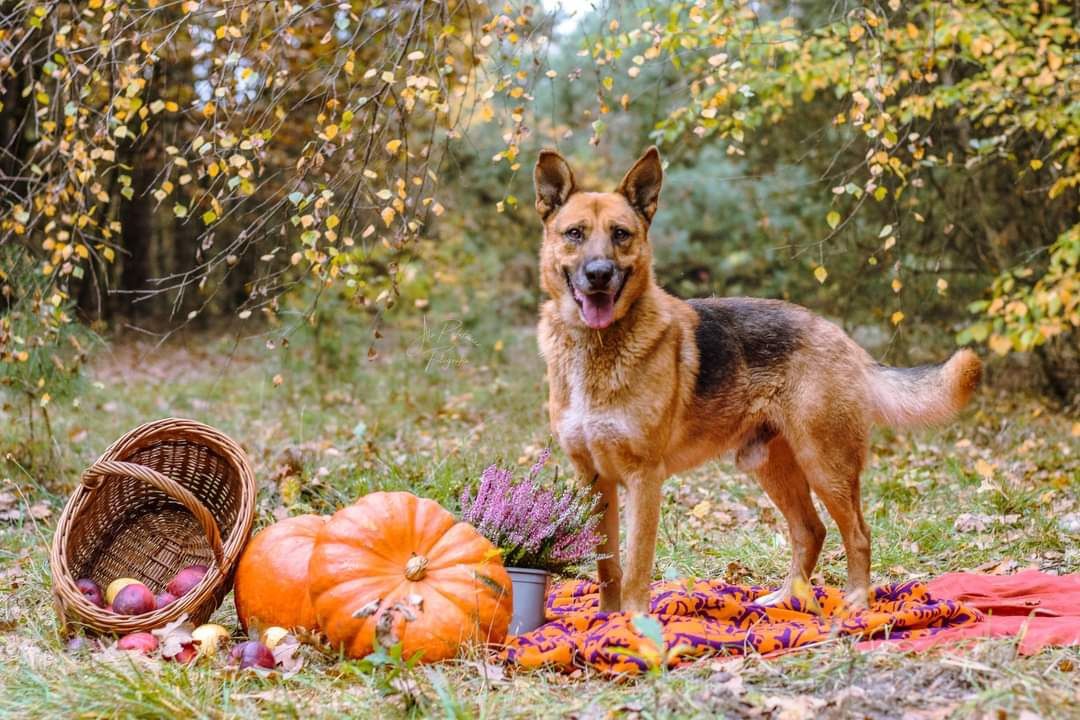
[308,491,512,662]
[233,514,326,631]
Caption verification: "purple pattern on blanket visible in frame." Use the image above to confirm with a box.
[502,578,982,675]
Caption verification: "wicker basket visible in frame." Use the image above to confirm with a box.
[50,418,256,634]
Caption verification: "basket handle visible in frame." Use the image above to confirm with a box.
[81,460,225,566]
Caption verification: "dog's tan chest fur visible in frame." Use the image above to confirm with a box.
[540,287,707,481]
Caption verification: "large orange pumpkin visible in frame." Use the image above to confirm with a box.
[308,491,512,662]
[234,514,327,631]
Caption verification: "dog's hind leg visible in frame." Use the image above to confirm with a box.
[792,430,873,609]
[746,435,826,611]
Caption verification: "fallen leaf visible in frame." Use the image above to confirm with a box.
[953,513,993,533]
[459,660,508,685]
[152,615,195,659]
[902,703,958,720]
[691,500,711,519]
[765,694,825,720]
[271,637,304,676]
[973,557,1018,575]
[709,668,745,695]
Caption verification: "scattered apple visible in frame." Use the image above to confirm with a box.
[191,624,230,657]
[166,564,208,597]
[117,632,158,654]
[75,578,105,608]
[170,643,198,663]
[154,591,178,609]
[230,640,275,670]
[105,577,140,605]
[260,626,290,649]
[113,582,155,615]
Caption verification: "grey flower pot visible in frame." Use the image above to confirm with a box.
[507,567,551,634]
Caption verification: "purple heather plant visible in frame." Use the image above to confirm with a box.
[459,449,605,574]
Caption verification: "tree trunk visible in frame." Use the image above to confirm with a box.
[118,165,156,321]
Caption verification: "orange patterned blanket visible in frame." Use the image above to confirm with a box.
[502,578,982,675]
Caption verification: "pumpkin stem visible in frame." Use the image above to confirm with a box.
[404,554,429,581]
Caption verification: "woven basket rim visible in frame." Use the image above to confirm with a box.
[50,417,256,634]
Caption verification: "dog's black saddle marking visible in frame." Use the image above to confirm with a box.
[689,298,803,396]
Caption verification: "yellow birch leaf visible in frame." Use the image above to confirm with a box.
[988,334,1012,356]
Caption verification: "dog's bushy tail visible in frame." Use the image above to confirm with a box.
[868,349,983,429]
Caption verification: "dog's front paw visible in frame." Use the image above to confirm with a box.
[621,591,651,615]
[599,590,622,613]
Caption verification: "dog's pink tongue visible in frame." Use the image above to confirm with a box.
[581,293,615,329]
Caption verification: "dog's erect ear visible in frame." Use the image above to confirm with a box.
[617,146,663,223]
[534,149,576,219]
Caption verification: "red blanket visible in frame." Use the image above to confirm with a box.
[859,570,1080,655]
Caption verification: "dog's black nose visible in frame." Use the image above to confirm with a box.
[584,259,615,290]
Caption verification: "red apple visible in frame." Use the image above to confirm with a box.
[118,632,158,654]
[170,643,198,663]
[105,577,140,605]
[112,582,155,615]
[230,640,275,670]
[166,564,208,597]
[154,591,178,609]
[75,578,105,608]
[104,603,113,613]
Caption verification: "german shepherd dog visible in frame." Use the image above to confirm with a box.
[534,147,982,613]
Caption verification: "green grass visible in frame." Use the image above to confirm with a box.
[1,306,1078,718]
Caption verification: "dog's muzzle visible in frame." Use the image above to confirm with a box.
[565,261,628,330]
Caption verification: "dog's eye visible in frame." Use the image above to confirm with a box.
[612,227,630,242]
[564,227,583,242]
